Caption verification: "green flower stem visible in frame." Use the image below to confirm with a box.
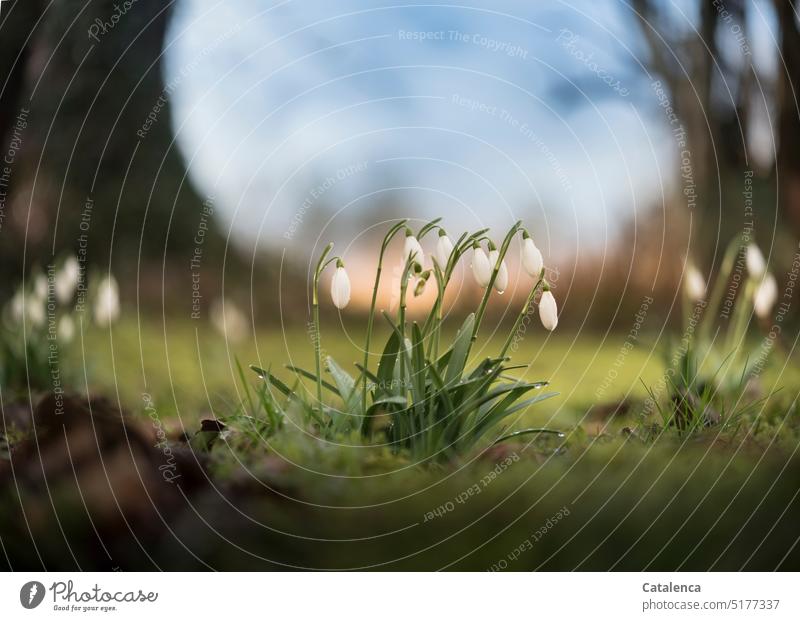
[725,277,756,359]
[417,217,442,240]
[422,265,447,360]
[398,259,416,387]
[422,230,489,359]
[312,243,334,407]
[362,220,407,414]
[471,222,522,343]
[700,236,744,343]
[499,273,544,358]
[431,270,446,360]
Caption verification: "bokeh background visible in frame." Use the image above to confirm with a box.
[2,0,800,571]
[2,0,799,415]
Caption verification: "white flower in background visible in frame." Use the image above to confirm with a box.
[685,264,706,302]
[403,229,425,272]
[58,315,75,343]
[745,243,766,278]
[27,295,45,327]
[55,256,80,304]
[10,289,24,323]
[33,273,48,301]
[471,244,492,288]
[753,273,778,319]
[521,232,544,277]
[488,244,509,293]
[94,275,120,326]
[210,298,248,342]
[10,283,44,326]
[539,289,558,331]
[330,260,351,309]
[434,231,454,269]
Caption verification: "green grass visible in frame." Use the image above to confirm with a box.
[4,317,800,570]
[78,318,670,428]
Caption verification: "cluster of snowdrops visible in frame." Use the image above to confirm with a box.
[0,257,121,395]
[248,218,563,461]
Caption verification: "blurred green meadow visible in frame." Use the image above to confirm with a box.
[80,318,672,429]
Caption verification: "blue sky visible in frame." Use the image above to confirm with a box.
[165,0,776,261]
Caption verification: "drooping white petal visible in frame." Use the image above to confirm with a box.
[94,275,120,326]
[55,256,81,304]
[471,247,492,288]
[753,273,778,319]
[685,265,706,302]
[27,296,45,327]
[403,235,425,271]
[434,234,454,269]
[488,249,509,293]
[330,266,351,309]
[539,290,558,331]
[10,289,24,322]
[522,236,544,277]
[58,315,75,343]
[746,244,766,278]
[33,274,48,301]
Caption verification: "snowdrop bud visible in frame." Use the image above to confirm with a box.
[488,243,508,293]
[27,297,45,327]
[753,273,778,319]
[58,315,75,343]
[471,243,492,288]
[685,264,706,302]
[746,243,766,278]
[55,256,81,304]
[33,274,48,301]
[403,229,425,271]
[434,230,454,269]
[539,288,558,331]
[94,275,120,326]
[330,260,351,309]
[521,231,544,277]
[414,270,431,297]
[10,289,24,323]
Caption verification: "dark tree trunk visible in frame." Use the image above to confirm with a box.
[776,0,800,236]
[0,0,227,308]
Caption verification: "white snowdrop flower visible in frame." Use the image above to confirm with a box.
[434,230,454,269]
[33,273,48,301]
[330,261,351,309]
[539,289,558,331]
[746,243,766,278]
[488,244,508,293]
[10,289,24,323]
[521,232,544,277]
[753,273,778,319]
[27,295,45,327]
[403,229,425,272]
[94,275,120,326]
[58,315,75,343]
[210,298,248,342]
[471,244,492,288]
[55,256,81,304]
[685,264,706,302]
